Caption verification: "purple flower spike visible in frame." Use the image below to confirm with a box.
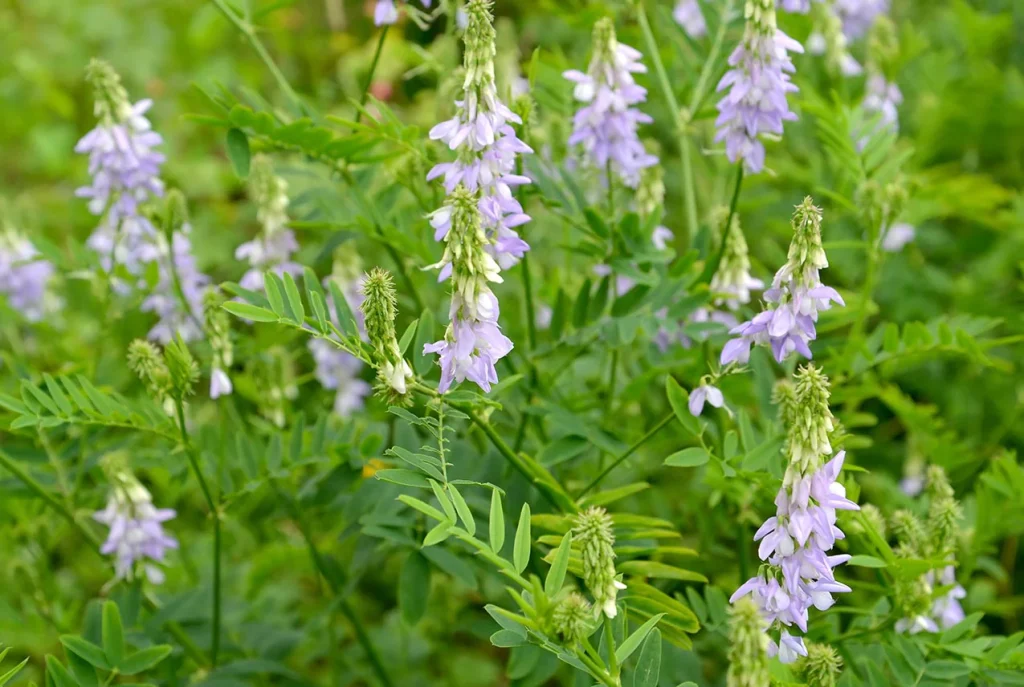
[94,476,178,584]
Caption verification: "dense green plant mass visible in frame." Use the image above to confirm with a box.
[0,1,1022,686]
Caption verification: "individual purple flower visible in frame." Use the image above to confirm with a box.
[0,228,54,322]
[930,566,967,629]
[689,383,724,416]
[715,0,804,173]
[427,0,533,269]
[564,18,657,187]
[882,222,915,252]
[94,472,178,584]
[652,226,674,251]
[142,225,209,343]
[722,198,842,366]
[372,0,432,26]
[76,60,166,278]
[674,0,707,39]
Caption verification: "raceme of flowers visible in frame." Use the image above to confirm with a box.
[731,366,859,663]
[722,198,843,366]
[0,226,54,322]
[564,18,657,188]
[76,59,166,279]
[236,155,302,293]
[716,0,804,174]
[427,0,533,272]
[425,188,513,393]
[142,223,210,344]
[834,0,889,40]
[94,470,178,584]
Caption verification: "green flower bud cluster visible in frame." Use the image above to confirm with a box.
[203,290,234,372]
[786,365,836,475]
[726,597,770,687]
[784,197,828,287]
[128,337,198,402]
[573,507,624,619]
[551,592,594,645]
[797,643,843,687]
[85,58,131,125]
[248,155,290,237]
[360,268,413,399]
[636,164,666,218]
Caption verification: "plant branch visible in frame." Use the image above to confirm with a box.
[578,412,674,497]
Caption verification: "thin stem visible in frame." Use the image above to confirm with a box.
[578,412,674,497]
[0,448,208,666]
[173,399,222,667]
[356,27,390,123]
[635,2,698,242]
[37,429,72,501]
[209,0,303,110]
[701,164,744,283]
[521,253,538,352]
[273,484,395,687]
[604,617,619,677]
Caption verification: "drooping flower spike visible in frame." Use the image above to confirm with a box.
[721,198,843,366]
[715,0,804,173]
[564,18,658,188]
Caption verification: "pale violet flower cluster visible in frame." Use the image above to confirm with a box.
[0,226,54,322]
[862,73,903,140]
[94,470,178,584]
[674,0,707,39]
[778,0,816,12]
[897,566,966,634]
[731,366,859,663]
[564,18,657,188]
[834,0,889,39]
[722,198,843,366]
[76,60,165,279]
[142,225,209,343]
[427,0,533,271]
[373,0,432,26]
[425,188,513,393]
[236,155,302,292]
[716,0,804,173]
[309,254,371,417]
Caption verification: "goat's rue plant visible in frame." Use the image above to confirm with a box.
[1,0,1022,685]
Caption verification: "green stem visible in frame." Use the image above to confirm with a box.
[701,164,743,284]
[173,399,222,667]
[577,412,674,497]
[0,448,208,667]
[635,2,698,242]
[604,617,619,677]
[273,484,395,687]
[521,252,538,353]
[846,245,880,373]
[356,27,390,123]
[209,0,303,110]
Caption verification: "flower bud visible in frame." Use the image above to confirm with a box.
[726,597,770,687]
[574,507,625,618]
[551,592,594,644]
[361,268,414,399]
[797,643,843,687]
[164,337,199,399]
[85,58,131,124]
[787,365,835,474]
[128,340,172,401]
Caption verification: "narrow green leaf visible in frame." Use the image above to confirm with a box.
[447,484,476,536]
[60,378,97,416]
[222,301,278,322]
[664,448,710,468]
[545,532,572,597]
[23,381,61,417]
[847,555,887,568]
[101,601,125,667]
[423,522,451,546]
[0,657,29,687]
[513,503,532,574]
[490,630,528,648]
[226,128,251,177]
[665,378,701,436]
[263,272,288,317]
[302,266,325,306]
[43,374,75,416]
[615,614,665,664]
[414,309,436,376]
[398,494,448,522]
[399,553,430,626]
[398,318,419,357]
[633,628,662,687]
[59,636,110,670]
[45,656,79,687]
[375,469,431,488]
[118,646,172,675]
[328,281,358,339]
[489,489,505,553]
[281,272,305,323]
[429,479,457,523]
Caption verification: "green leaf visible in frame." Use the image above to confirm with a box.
[423,522,451,547]
[633,628,662,687]
[447,484,476,536]
[665,378,700,436]
[45,656,79,687]
[490,630,528,648]
[226,128,251,177]
[399,552,430,626]
[618,561,707,583]
[0,657,29,687]
[375,469,431,488]
[847,555,888,568]
[101,601,124,667]
[222,301,278,322]
[118,646,172,675]
[398,318,419,357]
[545,532,572,597]
[663,448,710,468]
[429,479,457,523]
[328,280,359,339]
[43,374,75,416]
[572,279,591,328]
[923,661,972,679]
[281,272,306,323]
[513,503,531,574]
[414,309,436,375]
[489,489,505,553]
[940,612,984,644]
[59,637,110,670]
[615,614,664,664]
[263,272,288,317]
[397,495,448,522]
